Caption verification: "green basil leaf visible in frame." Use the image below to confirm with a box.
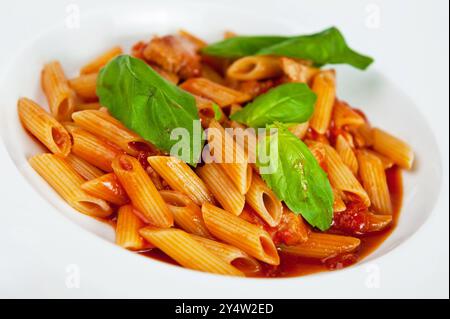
[211,103,223,121]
[202,27,373,70]
[257,123,333,230]
[201,36,288,59]
[97,55,203,166]
[258,27,373,70]
[230,83,316,128]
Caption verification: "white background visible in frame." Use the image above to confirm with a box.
[0,0,448,298]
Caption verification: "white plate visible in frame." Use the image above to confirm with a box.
[0,0,448,298]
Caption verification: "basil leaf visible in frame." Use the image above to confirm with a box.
[97,55,203,166]
[211,103,223,121]
[230,83,316,128]
[202,27,373,70]
[258,27,373,70]
[257,123,333,230]
[201,36,288,59]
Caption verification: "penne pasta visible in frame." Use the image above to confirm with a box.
[349,123,373,148]
[159,190,212,238]
[322,143,371,207]
[81,173,130,206]
[201,64,226,85]
[226,56,282,80]
[372,128,414,170]
[309,70,336,134]
[80,46,123,75]
[335,134,359,175]
[207,120,252,194]
[288,122,309,140]
[112,154,173,228]
[18,98,71,157]
[279,232,360,259]
[196,162,245,216]
[178,29,207,50]
[69,73,98,101]
[332,187,347,213]
[191,235,261,274]
[365,212,393,232]
[148,156,215,206]
[72,110,155,156]
[139,227,244,276]
[332,100,366,128]
[367,150,395,170]
[116,205,150,250]
[245,174,283,227]
[180,78,252,107]
[41,61,77,121]
[65,154,104,180]
[357,150,392,214]
[75,102,101,111]
[29,153,112,218]
[202,203,280,265]
[65,124,122,172]
[280,57,319,83]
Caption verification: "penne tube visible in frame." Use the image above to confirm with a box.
[75,102,101,111]
[80,46,123,74]
[280,57,319,83]
[201,64,226,85]
[367,150,395,170]
[372,128,414,169]
[349,123,374,148]
[322,143,371,207]
[356,150,392,214]
[41,61,77,121]
[17,98,71,157]
[29,153,112,218]
[309,70,336,134]
[65,124,122,172]
[245,174,283,227]
[279,232,360,259]
[288,122,309,140]
[116,205,150,250]
[332,100,366,128]
[69,73,98,101]
[306,141,327,169]
[202,203,280,265]
[195,95,226,127]
[332,188,347,213]
[159,190,212,238]
[196,163,245,216]
[365,212,393,232]
[335,134,358,175]
[112,155,173,228]
[191,235,261,275]
[81,173,130,206]
[65,154,104,180]
[139,227,244,276]
[226,56,282,81]
[72,110,155,156]
[178,29,207,50]
[180,78,252,107]
[148,156,215,206]
[207,120,252,194]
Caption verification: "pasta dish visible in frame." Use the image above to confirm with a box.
[17,27,414,277]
